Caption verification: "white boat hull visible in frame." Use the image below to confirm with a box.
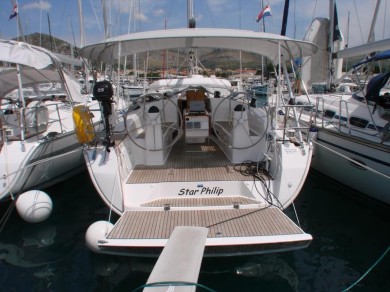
[0,131,84,200]
[311,129,390,205]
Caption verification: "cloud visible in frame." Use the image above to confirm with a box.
[137,12,148,22]
[154,9,165,17]
[22,1,51,11]
[206,0,228,14]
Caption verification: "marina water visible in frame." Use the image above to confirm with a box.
[0,171,388,291]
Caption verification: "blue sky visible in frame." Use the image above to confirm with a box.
[1,0,388,49]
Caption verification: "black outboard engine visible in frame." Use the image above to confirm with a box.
[93,81,115,152]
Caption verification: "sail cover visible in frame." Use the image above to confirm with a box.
[365,72,390,101]
[353,50,390,69]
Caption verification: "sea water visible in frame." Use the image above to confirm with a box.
[0,171,389,291]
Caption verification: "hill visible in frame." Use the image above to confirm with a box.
[18,33,265,72]
[19,33,76,57]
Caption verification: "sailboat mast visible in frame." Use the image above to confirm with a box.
[367,0,382,43]
[47,13,54,52]
[78,0,85,47]
[188,0,196,28]
[10,0,26,42]
[261,0,265,83]
[188,0,196,77]
[162,19,167,78]
[102,0,111,39]
[344,11,350,72]
[327,0,335,90]
[133,0,137,81]
[280,0,290,36]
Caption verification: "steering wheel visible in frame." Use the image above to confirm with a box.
[125,93,183,151]
[212,92,268,149]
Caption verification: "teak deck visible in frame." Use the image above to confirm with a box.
[127,139,267,184]
[107,207,304,240]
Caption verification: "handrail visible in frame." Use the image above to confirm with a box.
[277,103,311,145]
[314,96,326,128]
[338,100,350,133]
[0,101,72,142]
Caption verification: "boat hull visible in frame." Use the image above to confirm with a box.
[311,128,390,205]
[0,131,84,201]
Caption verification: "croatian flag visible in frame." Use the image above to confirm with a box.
[9,4,18,20]
[256,5,271,22]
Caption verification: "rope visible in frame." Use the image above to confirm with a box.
[311,139,390,181]
[132,281,216,292]
[342,246,390,291]
[291,202,301,228]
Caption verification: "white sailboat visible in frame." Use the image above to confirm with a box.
[291,0,390,205]
[78,26,318,257]
[0,39,101,210]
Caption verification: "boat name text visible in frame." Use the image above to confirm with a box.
[178,187,223,196]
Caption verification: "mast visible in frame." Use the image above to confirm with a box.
[133,0,137,81]
[39,1,43,46]
[345,11,350,72]
[124,0,133,80]
[280,0,290,36]
[367,0,382,43]
[102,0,111,39]
[188,0,196,28]
[327,0,335,90]
[47,13,54,52]
[188,0,196,77]
[162,18,167,78]
[10,0,26,42]
[78,0,85,47]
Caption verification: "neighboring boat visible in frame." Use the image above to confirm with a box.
[0,39,101,207]
[292,52,390,205]
[121,80,146,101]
[79,27,318,257]
[289,0,390,205]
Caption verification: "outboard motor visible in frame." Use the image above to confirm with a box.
[93,81,115,152]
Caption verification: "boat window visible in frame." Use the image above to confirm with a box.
[367,124,383,131]
[334,115,348,122]
[349,117,369,128]
[324,109,336,118]
[303,103,314,112]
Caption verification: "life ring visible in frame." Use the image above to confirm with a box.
[72,105,95,144]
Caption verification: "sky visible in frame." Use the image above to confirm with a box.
[0,0,388,49]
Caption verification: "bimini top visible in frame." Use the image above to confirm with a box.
[79,28,318,64]
[0,39,62,70]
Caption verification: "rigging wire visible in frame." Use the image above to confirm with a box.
[202,0,216,27]
[353,0,365,43]
[90,0,103,34]
[383,0,388,39]
[311,0,318,21]
[164,0,176,26]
